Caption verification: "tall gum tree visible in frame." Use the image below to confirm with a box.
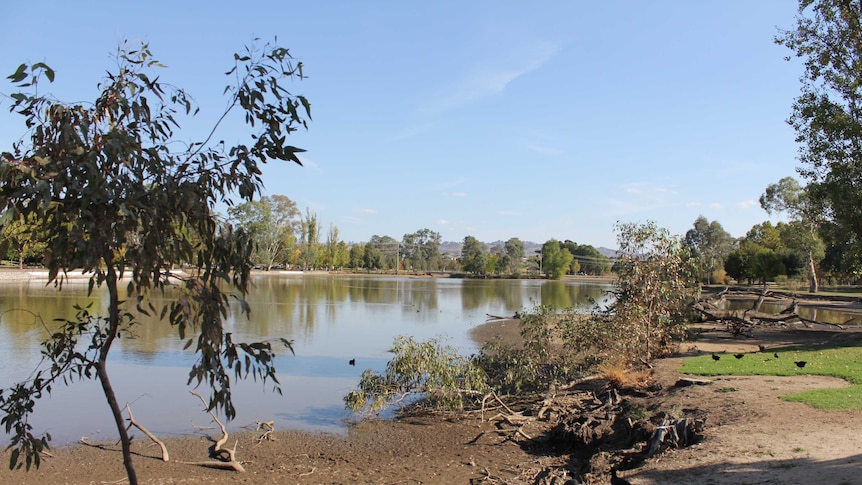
[776,0,862,269]
[0,40,310,484]
[760,176,825,292]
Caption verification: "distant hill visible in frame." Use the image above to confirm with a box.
[596,246,622,259]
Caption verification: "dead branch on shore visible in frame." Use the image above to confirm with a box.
[181,391,246,473]
[243,420,275,443]
[124,403,169,461]
[696,289,848,336]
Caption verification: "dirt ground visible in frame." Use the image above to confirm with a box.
[2,297,862,484]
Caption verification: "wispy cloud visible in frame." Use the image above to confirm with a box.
[392,121,439,141]
[600,181,679,217]
[445,191,468,198]
[437,219,450,226]
[422,42,559,114]
[297,156,322,174]
[621,181,678,199]
[738,200,758,209]
[710,203,723,209]
[355,208,378,215]
[524,142,562,156]
[498,210,521,217]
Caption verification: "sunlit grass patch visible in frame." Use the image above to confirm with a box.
[679,345,862,409]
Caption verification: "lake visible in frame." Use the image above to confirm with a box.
[0,274,611,445]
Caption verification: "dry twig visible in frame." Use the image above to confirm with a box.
[124,403,169,461]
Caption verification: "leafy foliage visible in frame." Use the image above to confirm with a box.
[561,240,612,276]
[344,336,488,414]
[760,177,826,291]
[227,194,300,269]
[683,216,734,284]
[0,39,308,482]
[401,228,442,271]
[460,236,488,275]
[541,239,574,279]
[777,0,862,269]
[575,222,699,362]
[504,237,526,275]
[478,305,588,394]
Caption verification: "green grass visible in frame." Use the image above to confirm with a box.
[679,345,862,409]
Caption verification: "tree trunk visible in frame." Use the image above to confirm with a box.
[99,262,139,485]
[807,250,819,293]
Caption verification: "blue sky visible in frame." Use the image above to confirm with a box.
[1,1,804,249]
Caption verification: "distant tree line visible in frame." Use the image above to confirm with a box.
[681,175,851,291]
[0,192,612,279]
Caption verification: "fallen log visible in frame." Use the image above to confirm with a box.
[695,299,846,333]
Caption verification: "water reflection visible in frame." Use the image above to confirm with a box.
[0,275,610,444]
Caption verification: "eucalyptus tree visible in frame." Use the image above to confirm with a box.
[760,176,825,291]
[401,228,442,271]
[504,237,525,275]
[460,236,488,275]
[0,40,309,483]
[683,216,734,284]
[777,0,862,264]
[348,242,366,269]
[725,224,803,286]
[227,194,300,270]
[604,222,698,360]
[365,234,401,271]
[367,235,399,270]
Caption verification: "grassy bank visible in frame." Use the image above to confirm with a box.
[680,344,862,409]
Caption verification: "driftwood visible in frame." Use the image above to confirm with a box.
[182,391,246,472]
[124,403,169,461]
[481,391,535,441]
[244,420,276,443]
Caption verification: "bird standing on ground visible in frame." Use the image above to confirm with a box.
[758,344,767,352]
[712,353,721,361]
[734,353,744,359]
[795,361,807,368]
[774,353,780,359]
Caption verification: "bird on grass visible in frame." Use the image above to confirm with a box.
[711,353,721,361]
[611,468,632,485]
[349,358,356,366]
[774,353,780,359]
[734,353,745,359]
[795,361,807,368]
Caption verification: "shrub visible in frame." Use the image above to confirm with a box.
[344,336,488,414]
